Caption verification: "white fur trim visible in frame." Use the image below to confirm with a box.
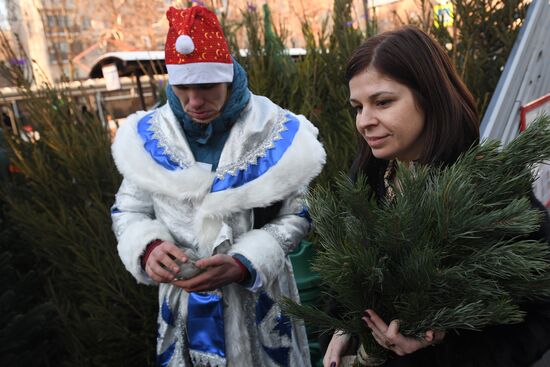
[117,219,175,285]
[111,108,215,200]
[195,114,326,236]
[167,62,233,85]
[222,286,253,360]
[229,229,285,287]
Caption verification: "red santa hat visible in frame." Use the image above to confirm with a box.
[165,6,234,85]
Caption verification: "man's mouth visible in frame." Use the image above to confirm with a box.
[188,111,215,121]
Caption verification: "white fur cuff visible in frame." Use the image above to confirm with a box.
[117,219,175,285]
[229,229,284,287]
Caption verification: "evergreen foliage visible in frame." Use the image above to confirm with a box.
[0,181,62,366]
[428,0,528,115]
[283,115,550,361]
[0,32,63,367]
[227,0,363,184]
[0,34,158,366]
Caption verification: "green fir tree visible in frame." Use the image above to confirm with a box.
[227,0,362,187]
[0,32,158,366]
[0,179,62,366]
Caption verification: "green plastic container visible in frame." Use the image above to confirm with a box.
[289,240,323,366]
[289,240,320,298]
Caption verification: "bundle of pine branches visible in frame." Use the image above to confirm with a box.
[283,115,550,362]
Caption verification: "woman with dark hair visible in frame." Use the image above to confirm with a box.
[323,26,550,367]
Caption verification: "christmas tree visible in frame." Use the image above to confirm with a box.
[0,32,158,366]
[284,115,550,363]
[0,184,62,366]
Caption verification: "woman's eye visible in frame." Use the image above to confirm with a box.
[353,106,363,114]
[376,99,392,107]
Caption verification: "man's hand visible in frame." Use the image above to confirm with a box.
[362,309,445,356]
[171,254,245,292]
[144,241,188,283]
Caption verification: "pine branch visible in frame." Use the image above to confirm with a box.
[285,115,550,359]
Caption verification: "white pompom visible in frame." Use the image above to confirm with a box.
[175,35,195,55]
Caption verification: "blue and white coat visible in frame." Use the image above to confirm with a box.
[111,94,326,367]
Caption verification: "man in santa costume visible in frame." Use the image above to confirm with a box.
[110,5,325,366]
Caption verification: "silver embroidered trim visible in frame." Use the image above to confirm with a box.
[197,289,223,297]
[244,295,262,364]
[262,224,286,248]
[215,109,291,179]
[147,113,192,168]
[176,315,195,367]
[189,350,227,367]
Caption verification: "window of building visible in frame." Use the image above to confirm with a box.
[81,16,91,30]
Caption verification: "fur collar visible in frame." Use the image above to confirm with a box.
[112,95,326,235]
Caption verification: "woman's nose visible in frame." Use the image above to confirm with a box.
[357,108,377,129]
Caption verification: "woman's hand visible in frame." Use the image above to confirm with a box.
[323,331,351,367]
[363,309,445,356]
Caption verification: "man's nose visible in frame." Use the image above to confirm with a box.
[187,89,204,108]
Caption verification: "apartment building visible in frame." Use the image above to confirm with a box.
[2,0,167,82]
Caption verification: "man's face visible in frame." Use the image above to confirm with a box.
[172,83,229,124]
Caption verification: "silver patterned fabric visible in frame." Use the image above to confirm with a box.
[111,94,325,366]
